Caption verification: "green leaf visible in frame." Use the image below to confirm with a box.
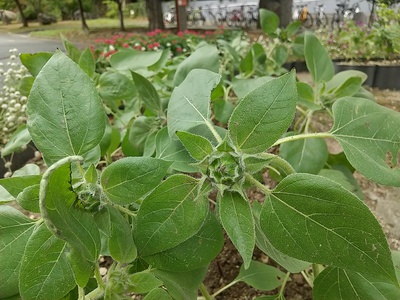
[110,49,163,71]
[98,71,137,102]
[16,184,40,213]
[0,206,36,298]
[13,164,40,177]
[313,267,400,300]
[19,52,53,77]
[143,211,223,271]
[155,127,198,173]
[78,47,96,78]
[252,202,310,273]
[26,51,106,166]
[101,157,171,205]
[153,267,208,300]
[1,125,31,157]
[143,288,173,300]
[393,251,400,281]
[127,116,157,156]
[259,173,397,283]
[168,69,221,140]
[134,174,208,256]
[333,77,363,99]
[304,32,334,83]
[232,76,274,100]
[131,71,162,114]
[213,99,235,124]
[273,45,288,66]
[19,75,34,96]
[240,48,254,75]
[0,175,41,198]
[297,82,320,110]
[127,271,163,293]
[236,260,287,291]
[219,191,255,269]
[148,48,172,71]
[279,135,328,174]
[285,20,302,37]
[61,35,81,63]
[330,97,400,186]
[176,131,214,161]
[41,159,101,268]
[173,44,220,86]
[229,71,297,154]
[259,9,279,35]
[19,223,76,300]
[326,70,367,92]
[107,206,137,262]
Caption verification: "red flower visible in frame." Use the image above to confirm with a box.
[176,47,182,52]
[122,43,130,48]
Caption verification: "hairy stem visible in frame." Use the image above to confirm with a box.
[272,132,334,147]
[211,280,239,298]
[199,283,213,300]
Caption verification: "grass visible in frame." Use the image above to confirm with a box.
[0,17,149,43]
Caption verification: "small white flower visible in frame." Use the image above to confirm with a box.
[20,96,28,102]
[7,116,15,122]
[1,104,8,109]
[4,171,12,178]
[10,55,16,60]
[141,47,146,51]
[166,42,171,47]
[109,45,115,51]
[154,47,159,51]
[14,103,21,110]
[2,127,8,132]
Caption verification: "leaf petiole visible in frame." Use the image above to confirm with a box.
[272,132,333,147]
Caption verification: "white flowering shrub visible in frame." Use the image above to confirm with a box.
[0,49,28,145]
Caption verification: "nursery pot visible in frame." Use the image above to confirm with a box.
[373,65,400,90]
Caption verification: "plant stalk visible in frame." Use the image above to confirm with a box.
[199,283,213,300]
[211,280,239,298]
[272,132,334,147]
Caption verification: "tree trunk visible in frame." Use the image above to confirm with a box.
[146,0,165,31]
[77,0,89,31]
[14,0,28,27]
[116,0,125,31]
[259,0,293,27]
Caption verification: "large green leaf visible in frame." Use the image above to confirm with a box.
[142,211,223,271]
[100,157,171,205]
[0,125,32,157]
[232,76,274,100]
[236,260,287,291]
[26,51,106,166]
[331,97,400,186]
[110,49,163,71]
[304,32,334,83]
[78,47,95,78]
[19,52,53,77]
[41,159,101,278]
[168,69,221,140]
[131,71,162,114]
[0,206,36,298]
[97,71,137,102]
[127,271,163,293]
[173,44,220,86]
[313,267,400,300]
[143,288,173,300]
[229,71,297,154]
[279,136,328,174]
[153,267,208,300]
[259,9,279,36]
[108,207,137,263]
[219,191,255,269]
[155,127,198,173]
[259,173,397,283]
[134,174,208,256]
[19,223,76,300]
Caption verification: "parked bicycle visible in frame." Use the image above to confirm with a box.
[315,3,328,28]
[187,6,206,26]
[205,5,226,27]
[331,0,360,29]
[226,5,247,28]
[293,3,313,28]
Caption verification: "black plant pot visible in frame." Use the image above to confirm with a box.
[334,63,376,87]
[293,61,308,72]
[373,65,400,90]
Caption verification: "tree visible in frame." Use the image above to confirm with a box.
[77,0,89,31]
[146,0,164,31]
[259,0,293,28]
[114,0,125,31]
[14,0,28,27]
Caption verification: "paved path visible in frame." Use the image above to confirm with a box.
[0,32,62,61]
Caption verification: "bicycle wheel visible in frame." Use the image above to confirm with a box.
[331,13,340,30]
[302,13,313,28]
[316,13,328,28]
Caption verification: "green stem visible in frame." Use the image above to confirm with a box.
[94,265,105,289]
[78,287,85,300]
[211,280,239,298]
[278,272,291,296]
[206,120,223,144]
[85,287,104,300]
[301,270,314,288]
[272,132,334,147]
[245,173,272,195]
[199,283,213,300]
